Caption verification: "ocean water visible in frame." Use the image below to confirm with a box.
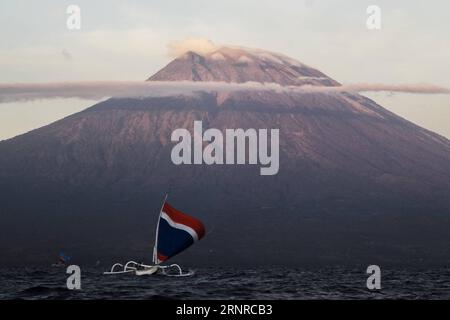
[1,266,449,300]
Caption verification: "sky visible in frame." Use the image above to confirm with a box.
[0,0,449,140]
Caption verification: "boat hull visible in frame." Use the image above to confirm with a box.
[135,266,159,276]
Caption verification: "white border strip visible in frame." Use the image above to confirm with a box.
[160,211,199,241]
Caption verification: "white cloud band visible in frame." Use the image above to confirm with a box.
[0,81,449,103]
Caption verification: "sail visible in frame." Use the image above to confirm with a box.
[153,202,205,264]
[59,252,71,264]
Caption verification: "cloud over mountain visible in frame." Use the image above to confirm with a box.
[1,81,449,104]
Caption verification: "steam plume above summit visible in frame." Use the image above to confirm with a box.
[167,38,218,57]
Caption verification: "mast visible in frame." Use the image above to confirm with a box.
[152,193,168,264]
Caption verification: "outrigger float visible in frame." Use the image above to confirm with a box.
[104,194,205,277]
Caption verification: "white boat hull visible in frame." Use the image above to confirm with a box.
[103,261,192,276]
[135,266,158,276]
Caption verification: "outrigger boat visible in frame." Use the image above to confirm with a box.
[104,194,205,276]
[51,252,71,268]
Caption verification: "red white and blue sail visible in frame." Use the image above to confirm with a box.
[153,201,205,264]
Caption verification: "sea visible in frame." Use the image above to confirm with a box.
[1,266,449,300]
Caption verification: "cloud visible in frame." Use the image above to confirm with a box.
[0,81,449,103]
[329,83,450,94]
[167,38,218,57]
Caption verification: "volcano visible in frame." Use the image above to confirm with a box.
[1,46,449,266]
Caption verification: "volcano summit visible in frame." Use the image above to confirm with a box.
[0,46,449,266]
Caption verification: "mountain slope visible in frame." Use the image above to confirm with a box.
[149,47,339,86]
[0,46,449,266]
